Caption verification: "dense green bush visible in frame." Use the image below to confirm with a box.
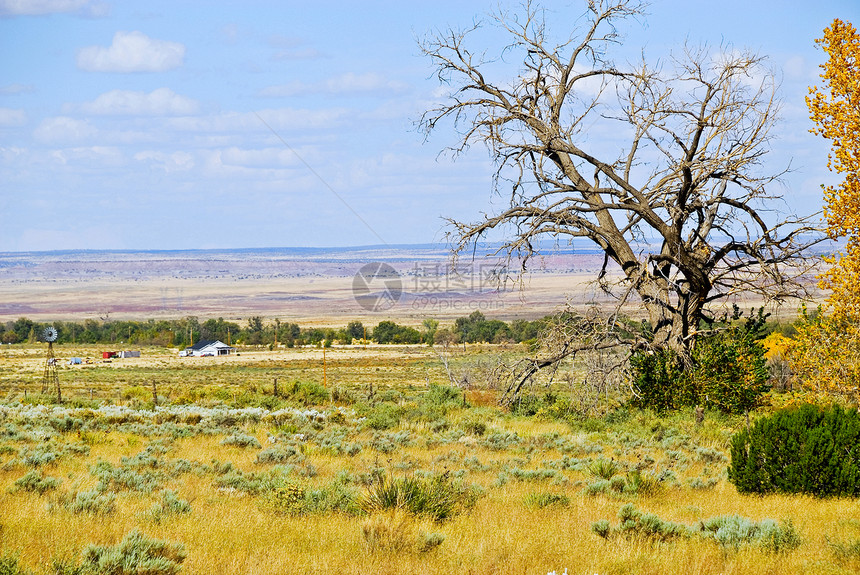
[728,404,860,497]
[691,330,769,414]
[630,323,769,414]
[629,349,693,411]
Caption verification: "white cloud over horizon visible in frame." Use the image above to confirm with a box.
[0,0,852,251]
[76,31,185,72]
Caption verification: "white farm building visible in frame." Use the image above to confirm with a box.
[179,340,235,357]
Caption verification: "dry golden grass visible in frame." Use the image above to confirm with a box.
[0,345,858,574]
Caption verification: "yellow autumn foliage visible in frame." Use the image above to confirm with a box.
[789,19,860,398]
[807,18,860,313]
[789,307,860,400]
[761,332,792,362]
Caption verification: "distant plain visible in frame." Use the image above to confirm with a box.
[0,246,810,326]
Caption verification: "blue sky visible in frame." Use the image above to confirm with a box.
[1,0,857,252]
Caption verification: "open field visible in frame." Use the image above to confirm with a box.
[0,248,810,326]
[1,344,859,574]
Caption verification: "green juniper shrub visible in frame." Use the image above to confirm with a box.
[629,349,693,412]
[283,380,329,405]
[728,403,860,497]
[691,329,770,414]
[422,384,463,409]
[630,312,770,414]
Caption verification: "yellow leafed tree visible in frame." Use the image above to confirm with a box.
[807,18,860,315]
[791,19,860,399]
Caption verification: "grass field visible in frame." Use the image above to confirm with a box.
[1,344,858,574]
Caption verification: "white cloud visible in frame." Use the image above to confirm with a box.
[134,150,194,172]
[0,0,108,17]
[219,146,305,168]
[77,31,185,73]
[51,146,125,166]
[0,108,26,127]
[260,73,409,98]
[33,116,97,143]
[74,88,199,116]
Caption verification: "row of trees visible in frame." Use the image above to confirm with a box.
[0,312,549,348]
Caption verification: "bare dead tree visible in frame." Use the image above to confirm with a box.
[420,0,821,367]
[493,303,627,405]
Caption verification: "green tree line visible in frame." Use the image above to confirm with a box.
[0,311,547,348]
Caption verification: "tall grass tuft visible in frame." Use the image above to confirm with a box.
[360,470,478,523]
[588,459,620,480]
[624,469,663,496]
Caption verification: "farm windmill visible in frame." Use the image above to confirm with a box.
[41,326,61,401]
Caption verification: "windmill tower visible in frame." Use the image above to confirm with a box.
[41,326,60,401]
